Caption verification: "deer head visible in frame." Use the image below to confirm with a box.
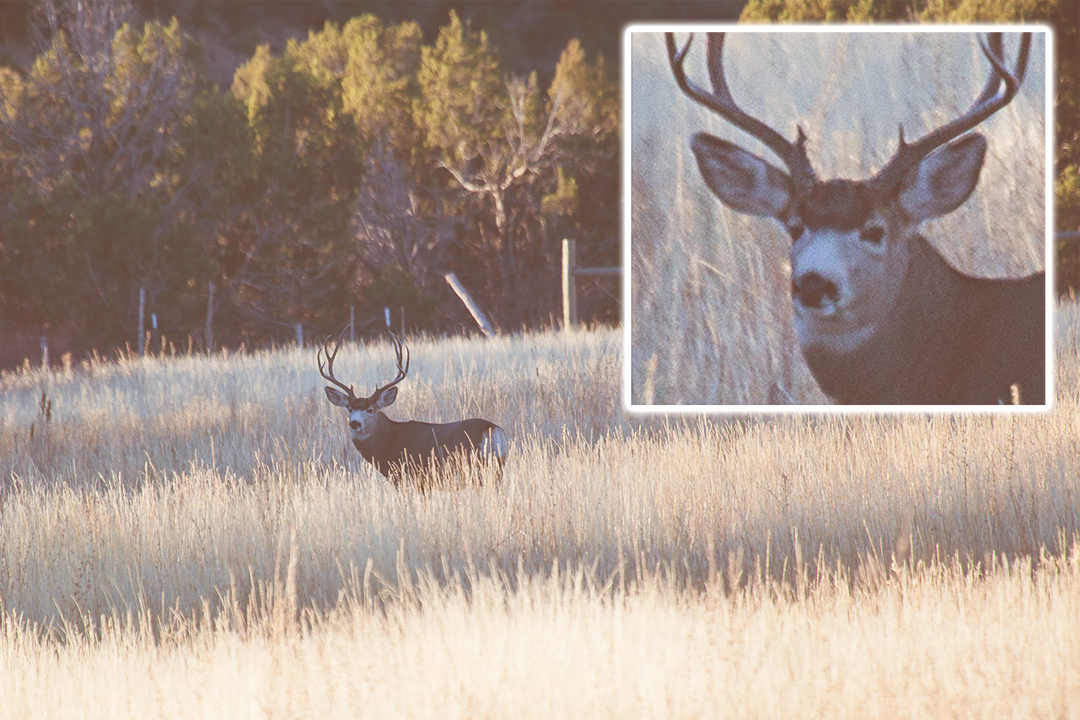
[319,329,409,442]
[667,32,1033,366]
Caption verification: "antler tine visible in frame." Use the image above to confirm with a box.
[666,32,816,188]
[373,331,409,396]
[875,32,1032,192]
[318,326,354,397]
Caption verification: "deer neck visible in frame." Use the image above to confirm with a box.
[801,234,974,404]
[352,412,399,475]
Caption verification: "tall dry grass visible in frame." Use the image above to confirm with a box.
[628,30,1047,405]
[0,305,1078,716]
[3,550,1078,719]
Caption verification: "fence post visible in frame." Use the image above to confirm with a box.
[206,281,215,353]
[562,239,577,330]
[561,239,621,330]
[138,286,146,357]
[295,323,303,347]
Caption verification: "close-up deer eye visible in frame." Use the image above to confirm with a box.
[787,225,805,242]
[859,226,884,244]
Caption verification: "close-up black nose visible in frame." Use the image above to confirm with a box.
[792,272,839,308]
[350,420,362,430]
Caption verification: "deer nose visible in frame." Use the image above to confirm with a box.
[792,272,839,309]
[350,420,362,430]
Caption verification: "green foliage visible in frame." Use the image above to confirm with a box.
[0,6,217,361]
[225,25,368,330]
[0,4,622,364]
[548,38,619,143]
[0,185,204,352]
[1057,165,1080,295]
[913,0,1059,21]
[411,15,619,327]
[740,0,906,22]
[414,11,505,164]
[542,167,579,217]
[290,16,422,150]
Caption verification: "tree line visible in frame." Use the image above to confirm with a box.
[0,1,620,368]
[1,0,1075,370]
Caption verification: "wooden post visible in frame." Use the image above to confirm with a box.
[562,239,577,330]
[206,281,215,353]
[138,287,146,357]
[561,238,621,331]
[444,273,495,338]
[295,323,303,347]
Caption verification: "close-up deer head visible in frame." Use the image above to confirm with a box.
[665,31,1045,406]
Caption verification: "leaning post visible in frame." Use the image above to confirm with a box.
[444,273,495,338]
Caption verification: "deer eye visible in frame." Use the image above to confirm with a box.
[787,225,805,242]
[860,226,884,244]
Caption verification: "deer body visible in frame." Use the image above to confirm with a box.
[336,405,506,482]
[669,33,1045,405]
[354,417,505,479]
[320,332,507,488]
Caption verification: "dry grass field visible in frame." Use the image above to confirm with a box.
[0,307,1078,717]
[628,30,1048,406]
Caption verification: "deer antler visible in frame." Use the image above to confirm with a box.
[666,32,817,189]
[874,32,1032,192]
[318,327,354,398]
[372,331,409,397]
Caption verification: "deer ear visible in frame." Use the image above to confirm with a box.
[899,133,987,221]
[375,386,398,409]
[324,387,351,407]
[690,133,792,218]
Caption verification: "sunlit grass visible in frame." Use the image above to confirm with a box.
[0,307,1078,716]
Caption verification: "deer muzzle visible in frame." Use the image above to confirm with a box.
[792,272,841,317]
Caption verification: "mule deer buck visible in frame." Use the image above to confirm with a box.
[667,32,1045,405]
[320,330,508,489]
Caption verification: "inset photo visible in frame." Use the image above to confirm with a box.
[624,27,1051,411]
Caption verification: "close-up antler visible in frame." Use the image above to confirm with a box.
[666,31,817,189]
[318,327,354,399]
[873,32,1032,192]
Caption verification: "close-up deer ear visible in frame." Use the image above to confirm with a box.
[690,133,792,218]
[324,386,351,407]
[376,385,398,408]
[898,133,987,221]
